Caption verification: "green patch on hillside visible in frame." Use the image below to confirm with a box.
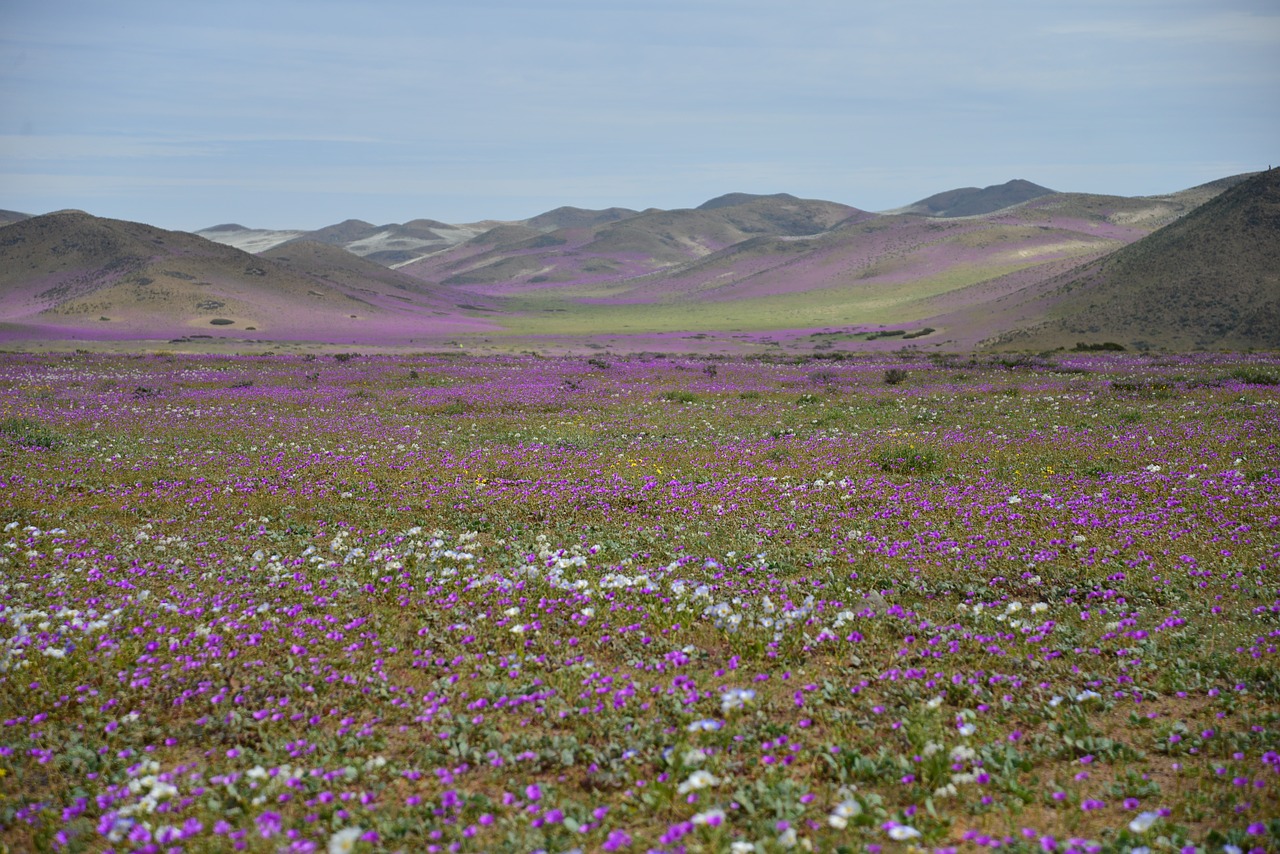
[491,263,1035,335]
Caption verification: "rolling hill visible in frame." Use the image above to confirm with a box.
[194,218,497,268]
[0,212,496,345]
[195,207,641,269]
[397,194,867,293]
[897,179,1057,217]
[2,171,1271,352]
[983,167,1280,350]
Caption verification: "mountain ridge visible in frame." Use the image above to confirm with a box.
[896,179,1057,217]
[3,171,1270,351]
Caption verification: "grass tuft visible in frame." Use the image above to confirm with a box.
[875,442,940,474]
[1,416,65,450]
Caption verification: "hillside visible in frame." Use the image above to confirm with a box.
[986,168,1280,350]
[898,179,1056,217]
[398,194,865,292]
[0,212,496,344]
[524,206,639,231]
[195,219,492,267]
[2,171,1266,351]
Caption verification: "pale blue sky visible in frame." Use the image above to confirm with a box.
[2,0,1276,230]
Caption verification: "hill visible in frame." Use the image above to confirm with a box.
[3,172,1265,352]
[398,193,865,292]
[195,219,491,268]
[899,179,1056,217]
[0,212,495,345]
[985,168,1280,350]
[524,206,639,231]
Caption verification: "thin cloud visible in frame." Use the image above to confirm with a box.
[0,135,218,161]
[1046,10,1280,45]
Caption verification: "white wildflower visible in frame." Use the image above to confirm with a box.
[677,769,720,793]
[828,798,862,828]
[328,826,363,854]
[686,719,722,732]
[720,687,756,712]
[681,748,707,766]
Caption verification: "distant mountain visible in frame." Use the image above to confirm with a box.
[258,240,480,312]
[398,194,866,291]
[525,206,639,231]
[5,171,1265,350]
[192,224,310,254]
[0,210,32,227]
[899,179,1056,217]
[0,211,496,344]
[196,219,493,268]
[697,192,802,211]
[988,168,1280,350]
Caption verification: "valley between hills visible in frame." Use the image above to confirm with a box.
[1,170,1276,355]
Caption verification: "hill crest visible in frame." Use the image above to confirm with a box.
[900,179,1057,218]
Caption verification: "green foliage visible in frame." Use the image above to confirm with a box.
[882,368,909,385]
[0,416,65,450]
[876,442,940,474]
[3,351,1278,852]
[1229,366,1279,385]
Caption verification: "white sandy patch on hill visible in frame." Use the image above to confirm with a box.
[196,227,307,253]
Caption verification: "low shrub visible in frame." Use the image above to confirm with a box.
[0,416,65,450]
[883,368,909,385]
[1229,366,1279,386]
[876,443,940,474]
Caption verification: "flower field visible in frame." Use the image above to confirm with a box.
[1,350,1278,854]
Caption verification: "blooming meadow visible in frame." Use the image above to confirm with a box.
[1,350,1278,854]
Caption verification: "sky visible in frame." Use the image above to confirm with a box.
[1,0,1277,231]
